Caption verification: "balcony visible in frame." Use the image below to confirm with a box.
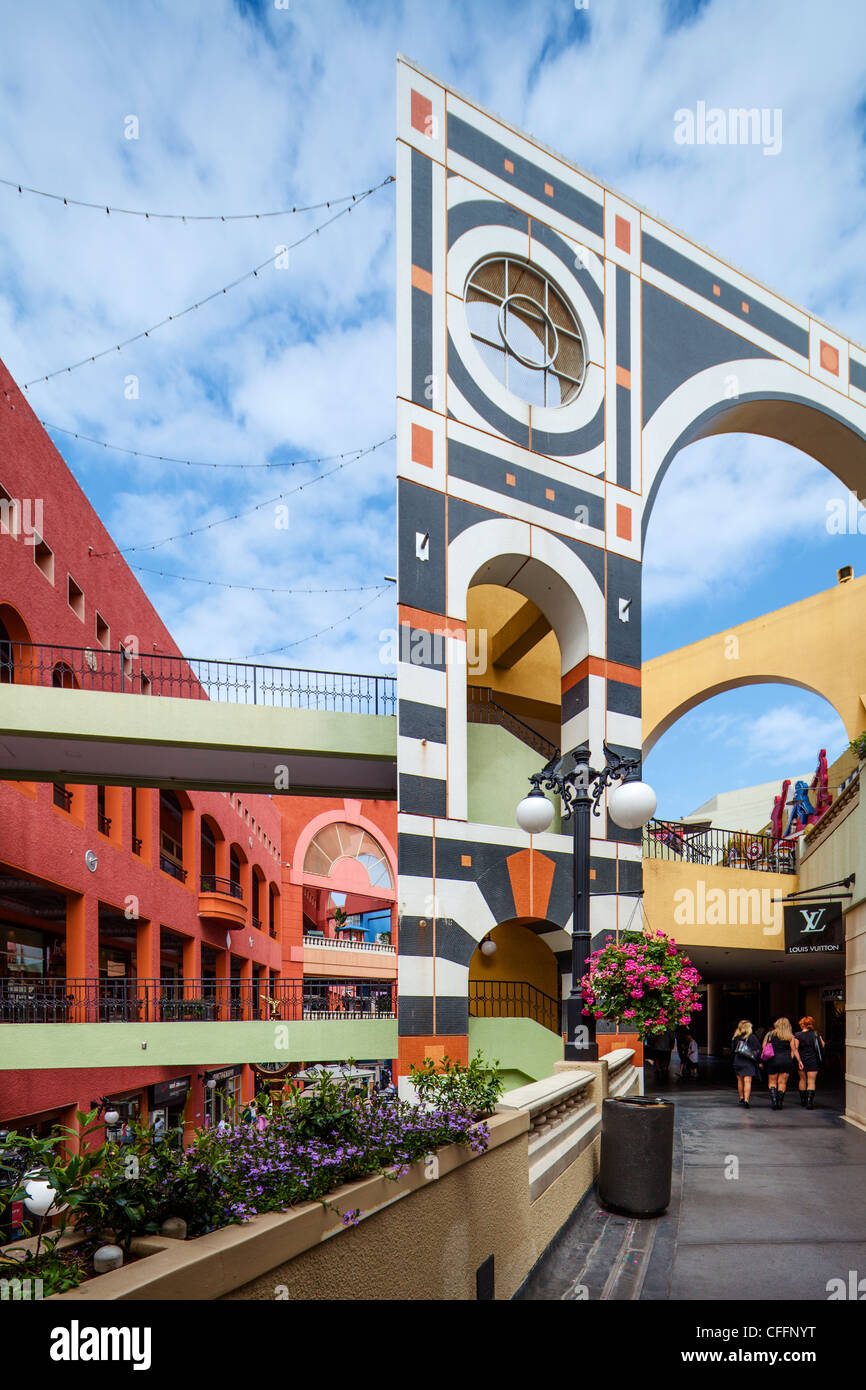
[643,819,797,873]
[198,874,246,928]
[160,855,188,883]
[0,977,396,1024]
[301,934,397,981]
[469,980,561,1036]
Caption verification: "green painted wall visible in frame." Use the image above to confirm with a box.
[0,1019,398,1070]
[467,723,561,831]
[469,1016,563,1091]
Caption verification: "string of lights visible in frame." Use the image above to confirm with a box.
[89,433,395,557]
[248,584,392,657]
[129,564,383,595]
[23,174,394,389]
[0,173,391,222]
[39,417,391,472]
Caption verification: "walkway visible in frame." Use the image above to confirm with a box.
[516,1062,866,1301]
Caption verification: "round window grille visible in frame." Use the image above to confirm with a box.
[465,257,586,407]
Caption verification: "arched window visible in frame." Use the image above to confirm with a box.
[303,823,392,889]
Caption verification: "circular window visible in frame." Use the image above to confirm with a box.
[465,257,586,407]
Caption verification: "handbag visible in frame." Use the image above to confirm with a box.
[761,1039,775,1061]
[813,1031,823,1063]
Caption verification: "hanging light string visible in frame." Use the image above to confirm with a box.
[89,432,395,557]
[0,172,389,222]
[130,564,383,595]
[23,174,394,389]
[248,585,392,657]
[38,417,390,472]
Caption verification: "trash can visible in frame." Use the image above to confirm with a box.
[598,1096,674,1217]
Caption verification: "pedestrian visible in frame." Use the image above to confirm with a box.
[674,1026,692,1080]
[794,1016,825,1109]
[731,1019,761,1107]
[762,1017,803,1109]
[683,1030,700,1080]
[650,1029,673,1079]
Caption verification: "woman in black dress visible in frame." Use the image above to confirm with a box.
[732,1020,761,1106]
[795,1015,825,1109]
[764,1017,803,1110]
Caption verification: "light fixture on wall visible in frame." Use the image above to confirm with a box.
[198,1071,217,1091]
[480,935,497,957]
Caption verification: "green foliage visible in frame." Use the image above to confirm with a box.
[409,1051,504,1118]
[583,930,703,1035]
[849,732,866,761]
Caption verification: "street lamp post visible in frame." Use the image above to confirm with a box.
[516,742,657,1062]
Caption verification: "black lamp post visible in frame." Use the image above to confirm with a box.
[516,742,656,1062]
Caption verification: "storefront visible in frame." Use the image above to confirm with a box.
[149,1076,191,1145]
[203,1066,243,1126]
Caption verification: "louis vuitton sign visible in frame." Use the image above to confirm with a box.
[783,902,844,955]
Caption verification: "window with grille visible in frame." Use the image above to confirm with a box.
[464,256,586,407]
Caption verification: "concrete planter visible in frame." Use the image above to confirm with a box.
[49,1111,529,1302]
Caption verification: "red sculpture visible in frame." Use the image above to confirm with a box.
[770,778,791,844]
[811,748,833,820]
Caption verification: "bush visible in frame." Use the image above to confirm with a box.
[409,1051,504,1118]
[582,930,703,1035]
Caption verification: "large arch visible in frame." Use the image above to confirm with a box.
[641,568,866,757]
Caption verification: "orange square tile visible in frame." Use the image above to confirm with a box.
[411,264,433,294]
[505,473,516,486]
[425,1045,445,1065]
[545,487,555,500]
[589,869,597,881]
[544,182,554,197]
[504,158,515,174]
[461,854,472,867]
[741,301,749,314]
[410,89,432,137]
[411,423,434,469]
[616,504,632,542]
[615,365,631,390]
[820,340,840,375]
[614,215,631,254]
[712,284,721,297]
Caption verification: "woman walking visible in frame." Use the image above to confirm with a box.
[794,1016,825,1109]
[731,1020,761,1107]
[763,1017,803,1109]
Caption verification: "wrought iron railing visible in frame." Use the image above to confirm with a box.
[0,978,397,1024]
[200,874,243,901]
[53,784,72,812]
[97,812,112,836]
[642,820,797,874]
[467,686,558,759]
[469,980,561,1036]
[159,856,187,883]
[0,642,396,715]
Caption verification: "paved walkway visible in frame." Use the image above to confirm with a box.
[516,1063,866,1301]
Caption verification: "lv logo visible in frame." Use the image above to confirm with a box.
[799,908,827,933]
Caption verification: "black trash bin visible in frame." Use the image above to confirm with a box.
[598,1095,674,1217]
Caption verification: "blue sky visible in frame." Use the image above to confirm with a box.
[2,0,866,820]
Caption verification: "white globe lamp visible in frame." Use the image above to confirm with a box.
[23,1177,67,1218]
[480,936,497,957]
[516,789,555,835]
[608,779,657,830]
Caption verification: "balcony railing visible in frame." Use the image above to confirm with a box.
[467,686,558,760]
[1,642,396,715]
[200,874,243,901]
[97,812,112,836]
[160,856,188,882]
[469,980,561,1036]
[53,784,72,811]
[303,935,395,954]
[642,820,797,874]
[0,978,397,1024]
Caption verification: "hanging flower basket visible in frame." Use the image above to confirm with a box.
[582,930,703,1036]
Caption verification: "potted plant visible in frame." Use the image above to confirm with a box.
[582,929,703,1064]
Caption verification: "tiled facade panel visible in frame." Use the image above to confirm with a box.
[396,57,866,1050]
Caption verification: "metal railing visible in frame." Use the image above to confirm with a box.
[0,978,397,1024]
[469,980,561,1036]
[467,686,558,759]
[642,820,797,874]
[303,935,396,954]
[0,642,396,715]
[159,856,187,883]
[97,812,112,836]
[200,874,243,901]
[53,784,72,812]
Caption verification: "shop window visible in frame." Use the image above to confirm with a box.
[159,791,185,881]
